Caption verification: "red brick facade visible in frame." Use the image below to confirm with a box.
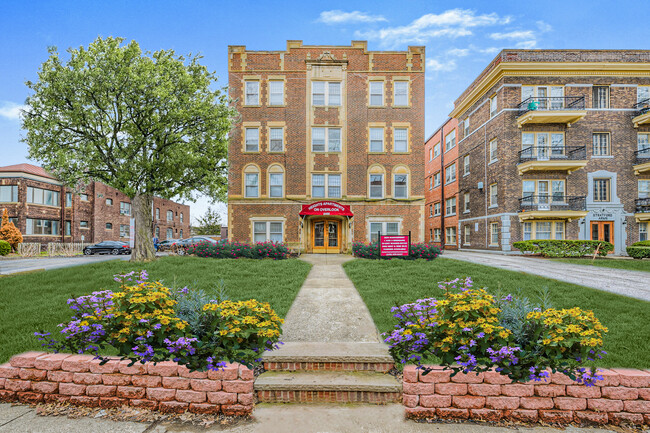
[227,41,425,252]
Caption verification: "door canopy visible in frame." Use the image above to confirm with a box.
[300,201,353,217]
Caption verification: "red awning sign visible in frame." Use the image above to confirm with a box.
[300,201,353,216]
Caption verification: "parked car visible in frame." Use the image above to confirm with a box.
[83,241,131,255]
[157,239,180,252]
[173,236,218,255]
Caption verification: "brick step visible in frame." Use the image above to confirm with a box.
[262,342,394,372]
[254,371,402,404]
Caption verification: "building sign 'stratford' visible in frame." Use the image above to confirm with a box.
[299,201,353,216]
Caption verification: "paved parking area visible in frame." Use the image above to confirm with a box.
[0,255,130,275]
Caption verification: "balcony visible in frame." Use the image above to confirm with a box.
[517,146,587,175]
[633,147,650,175]
[635,198,650,222]
[632,98,650,128]
[518,195,588,221]
[516,96,587,128]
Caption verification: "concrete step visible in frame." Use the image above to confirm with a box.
[255,370,402,404]
[262,342,394,372]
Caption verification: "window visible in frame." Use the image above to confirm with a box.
[638,133,650,155]
[640,223,648,242]
[312,174,325,198]
[65,221,71,236]
[328,174,341,198]
[245,173,259,198]
[523,221,565,241]
[464,193,470,213]
[155,227,160,238]
[490,95,497,117]
[429,228,433,241]
[268,81,284,106]
[433,143,440,158]
[179,229,183,238]
[369,174,384,198]
[166,228,173,239]
[592,86,610,108]
[523,180,566,204]
[445,163,456,184]
[489,183,498,207]
[312,173,343,198]
[312,81,341,106]
[464,226,471,245]
[269,127,284,152]
[269,172,283,198]
[156,208,160,220]
[445,130,456,152]
[245,81,259,105]
[393,128,408,152]
[521,132,565,159]
[429,147,433,161]
[328,128,341,152]
[434,172,441,187]
[592,133,610,156]
[594,178,610,202]
[463,155,470,176]
[120,202,131,216]
[106,223,112,230]
[369,127,384,152]
[66,192,72,207]
[429,204,433,217]
[120,224,129,238]
[167,210,174,221]
[26,218,60,235]
[522,85,564,109]
[639,86,650,104]
[434,202,441,216]
[446,227,457,245]
[0,185,17,203]
[80,193,88,201]
[80,221,89,228]
[428,176,433,190]
[393,81,408,106]
[180,213,184,223]
[369,81,384,106]
[490,223,499,246]
[640,180,650,199]
[463,118,470,137]
[445,197,456,216]
[245,128,259,152]
[311,128,341,152]
[254,221,283,242]
[434,228,441,242]
[26,187,60,206]
[106,198,113,206]
[369,221,399,242]
[394,173,408,199]
[489,139,498,163]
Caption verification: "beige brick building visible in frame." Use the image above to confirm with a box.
[227,41,425,253]
[450,50,650,254]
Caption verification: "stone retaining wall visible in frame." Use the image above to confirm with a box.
[0,352,253,416]
[403,365,650,426]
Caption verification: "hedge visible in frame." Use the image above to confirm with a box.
[352,242,441,260]
[186,241,289,260]
[631,240,650,247]
[626,246,650,259]
[512,240,614,258]
[0,239,10,256]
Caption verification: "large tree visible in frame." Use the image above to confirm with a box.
[23,37,236,261]
[192,206,222,236]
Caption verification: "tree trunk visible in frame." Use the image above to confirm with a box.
[131,193,156,262]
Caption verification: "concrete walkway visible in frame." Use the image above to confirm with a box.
[444,250,650,302]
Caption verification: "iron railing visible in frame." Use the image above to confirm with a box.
[518,146,586,163]
[635,147,650,164]
[636,198,650,213]
[519,195,586,212]
[517,96,586,117]
[635,98,650,116]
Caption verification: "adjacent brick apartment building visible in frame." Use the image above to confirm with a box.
[449,50,650,254]
[227,41,425,253]
[424,118,459,249]
[0,164,190,244]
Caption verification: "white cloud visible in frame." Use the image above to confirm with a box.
[516,40,537,49]
[447,48,470,57]
[479,47,500,55]
[537,20,553,33]
[490,30,535,40]
[317,10,387,25]
[0,101,24,121]
[427,58,457,72]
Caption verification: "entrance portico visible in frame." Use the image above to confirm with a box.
[300,201,353,254]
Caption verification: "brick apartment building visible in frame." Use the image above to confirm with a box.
[448,50,650,255]
[227,41,425,253]
[0,163,190,244]
[424,118,460,250]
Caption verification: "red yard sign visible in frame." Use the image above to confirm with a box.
[380,235,410,256]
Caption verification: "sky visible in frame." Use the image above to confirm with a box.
[1,0,648,224]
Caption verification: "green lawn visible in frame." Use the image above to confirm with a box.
[0,256,311,363]
[343,257,650,369]
[548,257,650,272]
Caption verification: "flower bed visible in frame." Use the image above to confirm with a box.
[352,242,441,260]
[187,241,289,260]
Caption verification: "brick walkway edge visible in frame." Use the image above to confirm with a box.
[0,352,253,416]
[403,365,650,427]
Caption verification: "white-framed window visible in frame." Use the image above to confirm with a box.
[445,197,456,216]
[429,176,433,190]
[639,180,650,199]
[245,81,259,106]
[463,155,470,176]
[522,85,564,109]
[638,86,650,104]
[311,174,325,198]
[522,132,565,158]
[445,227,457,245]
[312,127,341,152]
[369,173,384,198]
[434,172,441,187]
[434,202,441,216]
[311,173,341,198]
[79,221,89,229]
[433,143,440,158]
[445,130,456,152]
[167,210,174,221]
[393,173,408,199]
[328,174,341,198]
[245,127,259,152]
[490,222,499,245]
[0,185,18,203]
[120,201,131,216]
[254,221,283,243]
[245,173,259,198]
[393,128,408,152]
[155,226,160,238]
[523,221,565,241]
[26,218,60,235]
[180,213,184,223]
[489,183,498,207]
[445,163,456,184]
[464,225,471,245]
[269,80,284,106]
[594,178,610,202]
[156,208,160,220]
[312,81,341,106]
[640,222,648,242]
[464,192,470,213]
[105,198,113,206]
[369,221,399,242]
[638,133,650,154]
[592,86,609,109]
[489,139,498,163]
[592,132,610,156]
[328,128,341,152]
[428,147,433,161]
[26,187,60,206]
[369,81,384,106]
[393,81,409,106]
[434,228,441,242]
[166,228,173,239]
[369,127,384,152]
[269,127,284,152]
[490,95,497,117]
[269,172,284,198]
[522,180,566,204]
[463,118,470,137]
[429,204,433,217]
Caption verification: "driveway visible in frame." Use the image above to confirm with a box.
[0,255,130,275]
[444,250,650,302]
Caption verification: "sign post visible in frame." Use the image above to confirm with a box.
[379,231,411,257]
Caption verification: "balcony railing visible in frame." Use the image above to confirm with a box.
[636,147,650,164]
[517,96,586,117]
[518,146,586,163]
[635,98,650,116]
[636,198,650,213]
[519,195,587,212]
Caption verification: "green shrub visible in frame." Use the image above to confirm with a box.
[513,240,614,258]
[631,240,650,247]
[352,242,440,260]
[186,241,289,260]
[626,246,650,259]
[0,240,10,256]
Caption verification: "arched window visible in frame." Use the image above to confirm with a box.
[267,164,285,198]
[368,165,386,199]
[243,164,261,198]
[392,165,410,199]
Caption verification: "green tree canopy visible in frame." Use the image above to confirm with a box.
[23,37,237,261]
[193,207,222,236]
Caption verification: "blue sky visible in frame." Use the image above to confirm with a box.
[1,0,647,221]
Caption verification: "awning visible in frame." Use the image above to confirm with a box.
[300,201,353,217]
